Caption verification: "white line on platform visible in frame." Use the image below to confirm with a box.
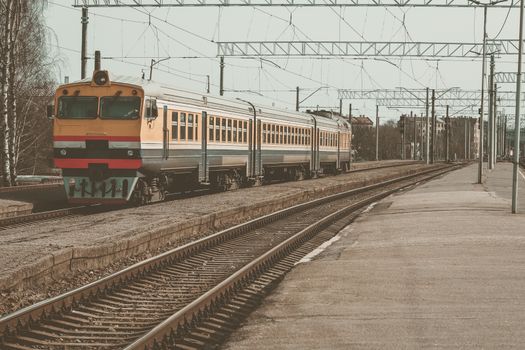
[520,170,525,182]
[295,234,342,265]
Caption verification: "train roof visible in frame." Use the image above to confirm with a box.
[65,72,350,129]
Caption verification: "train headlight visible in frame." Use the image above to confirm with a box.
[127,150,134,157]
[68,178,76,185]
[60,149,67,156]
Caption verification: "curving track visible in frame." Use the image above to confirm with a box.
[0,163,459,350]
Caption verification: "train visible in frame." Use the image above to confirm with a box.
[49,70,352,205]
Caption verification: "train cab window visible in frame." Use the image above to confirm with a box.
[180,113,186,140]
[209,116,215,141]
[187,114,194,141]
[101,96,141,120]
[171,111,179,140]
[57,96,98,119]
[215,117,220,141]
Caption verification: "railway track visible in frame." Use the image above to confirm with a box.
[0,161,418,230]
[0,163,460,349]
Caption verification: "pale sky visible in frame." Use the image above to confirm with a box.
[44,1,524,120]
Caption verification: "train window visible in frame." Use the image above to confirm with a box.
[280,126,283,144]
[270,125,274,144]
[221,118,227,143]
[209,116,214,141]
[233,120,238,142]
[171,111,178,140]
[215,117,220,141]
[144,98,158,119]
[243,121,247,143]
[100,95,141,119]
[180,113,186,140]
[188,114,194,141]
[227,119,232,143]
[262,124,267,144]
[58,96,98,119]
[238,122,242,143]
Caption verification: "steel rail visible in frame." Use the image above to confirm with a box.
[126,164,461,349]
[0,164,455,346]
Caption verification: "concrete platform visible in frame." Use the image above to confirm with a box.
[224,162,525,349]
[0,199,32,219]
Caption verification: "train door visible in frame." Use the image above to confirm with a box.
[162,105,169,159]
[199,111,209,183]
[337,131,341,170]
[255,120,262,177]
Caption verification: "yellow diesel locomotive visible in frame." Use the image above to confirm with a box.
[49,70,351,205]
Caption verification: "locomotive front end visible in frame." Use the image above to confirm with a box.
[52,71,144,204]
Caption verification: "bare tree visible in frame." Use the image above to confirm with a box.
[0,0,54,185]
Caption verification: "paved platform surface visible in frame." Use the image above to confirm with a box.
[224,162,525,349]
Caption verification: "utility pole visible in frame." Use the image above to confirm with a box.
[493,82,498,166]
[503,114,508,156]
[376,105,379,161]
[219,56,224,96]
[81,7,88,79]
[478,4,488,184]
[296,87,300,111]
[468,118,471,160]
[465,118,468,160]
[412,110,417,160]
[349,104,352,169]
[445,105,450,162]
[488,54,495,170]
[512,0,524,213]
[431,89,436,164]
[420,113,424,160]
[339,99,343,116]
[426,87,430,164]
[401,116,405,160]
[207,75,210,94]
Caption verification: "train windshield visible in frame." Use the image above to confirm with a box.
[57,96,98,119]
[100,96,141,120]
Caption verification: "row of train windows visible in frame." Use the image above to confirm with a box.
[170,111,345,147]
[171,111,199,141]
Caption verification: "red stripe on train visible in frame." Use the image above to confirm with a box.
[54,158,142,169]
[54,136,141,142]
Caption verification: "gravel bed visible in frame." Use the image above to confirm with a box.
[0,163,436,317]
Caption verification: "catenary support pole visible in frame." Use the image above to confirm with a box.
[219,56,224,96]
[431,89,436,164]
[512,0,524,213]
[478,5,488,183]
[488,54,495,169]
[81,7,88,79]
[296,87,299,111]
[493,82,498,165]
[349,103,352,169]
[465,118,468,160]
[412,110,417,159]
[94,50,100,71]
[376,105,379,161]
[420,113,424,160]
[446,105,450,162]
[426,87,430,164]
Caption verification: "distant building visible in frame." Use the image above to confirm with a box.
[351,116,374,128]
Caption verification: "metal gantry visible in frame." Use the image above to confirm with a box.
[494,72,525,83]
[337,88,525,108]
[217,40,523,58]
[72,0,519,7]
